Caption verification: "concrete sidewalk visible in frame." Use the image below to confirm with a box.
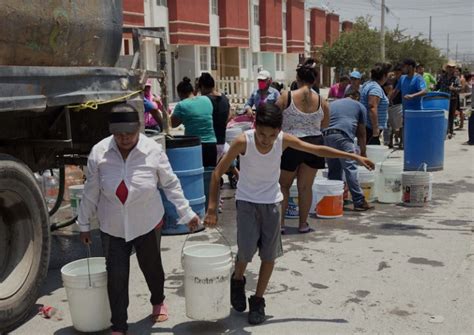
[12,134,474,335]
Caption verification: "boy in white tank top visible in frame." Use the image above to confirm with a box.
[204,104,374,325]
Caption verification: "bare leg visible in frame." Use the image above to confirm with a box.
[279,169,297,228]
[233,260,248,280]
[255,261,275,298]
[296,164,318,230]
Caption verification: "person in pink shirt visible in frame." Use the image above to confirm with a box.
[328,75,350,100]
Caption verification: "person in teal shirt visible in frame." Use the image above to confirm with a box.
[171,77,217,167]
[416,63,436,92]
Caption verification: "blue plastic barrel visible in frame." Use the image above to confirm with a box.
[404,109,445,171]
[161,136,205,235]
[422,92,450,133]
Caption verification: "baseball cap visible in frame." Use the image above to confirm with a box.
[145,79,152,87]
[109,104,141,134]
[350,71,361,79]
[257,70,271,80]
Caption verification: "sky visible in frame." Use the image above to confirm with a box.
[306,0,474,63]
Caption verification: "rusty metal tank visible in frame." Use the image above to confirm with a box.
[0,0,123,67]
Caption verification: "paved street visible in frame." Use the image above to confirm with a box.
[12,134,474,335]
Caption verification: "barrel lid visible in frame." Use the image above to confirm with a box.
[165,135,201,148]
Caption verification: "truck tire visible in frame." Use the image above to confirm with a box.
[0,155,50,333]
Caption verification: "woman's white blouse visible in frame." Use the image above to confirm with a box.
[77,134,195,242]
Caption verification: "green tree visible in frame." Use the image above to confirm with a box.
[319,17,447,76]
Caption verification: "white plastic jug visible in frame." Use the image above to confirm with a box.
[182,244,233,320]
[366,145,390,164]
[402,171,433,207]
[313,179,344,218]
[61,257,111,332]
[357,167,375,202]
[376,161,403,203]
[225,127,243,144]
[285,181,299,219]
[69,184,84,217]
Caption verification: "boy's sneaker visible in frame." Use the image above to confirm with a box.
[354,200,375,212]
[231,274,246,312]
[248,295,266,325]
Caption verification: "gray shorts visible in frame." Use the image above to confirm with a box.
[236,200,283,262]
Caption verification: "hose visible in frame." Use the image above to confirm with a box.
[48,166,65,217]
[50,216,78,232]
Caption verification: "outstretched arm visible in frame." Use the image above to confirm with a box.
[283,133,374,170]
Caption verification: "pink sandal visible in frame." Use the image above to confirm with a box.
[152,303,169,323]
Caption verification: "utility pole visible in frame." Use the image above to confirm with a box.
[429,16,432,45]
[447,33,450,59]
[381,0,385,61]
[455,44,458,62]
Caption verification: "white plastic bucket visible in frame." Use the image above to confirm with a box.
[357,167,375,202]
[183,244,233,320]
[69,184,84,216]
[366,145,390,164]
[313,179,344,218]
[285,181,299,219]
[225,127,243,144]
[376,161,403,203]
[61,257,111,332]
[401,171,433,207]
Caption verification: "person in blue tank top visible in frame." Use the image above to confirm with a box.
[171,77,217,167]
[391,58,427,111]
[360,63,392,145]
[204,104,374,325]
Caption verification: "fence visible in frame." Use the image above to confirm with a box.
[215,77,254,106]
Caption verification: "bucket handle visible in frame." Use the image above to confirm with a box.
[180,224,234,268]
[378,148,399,173]
[86,244,92,288]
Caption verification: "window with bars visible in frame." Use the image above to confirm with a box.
[276,54,285,71]
[240,49,248,69]
[211,0,218,15]
[200,47,209,71]
[253,5,259,26]
[156,0,167,6]
[211,47,218,71]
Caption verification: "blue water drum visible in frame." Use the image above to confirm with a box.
[421,92,450,133]
[404,109,445,171]
[161,136,205,235]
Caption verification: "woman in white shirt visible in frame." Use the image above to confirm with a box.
[78,103,199,335]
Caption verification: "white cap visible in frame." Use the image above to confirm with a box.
[257,70,271,80]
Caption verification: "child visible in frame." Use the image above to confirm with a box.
[204,103,374,325]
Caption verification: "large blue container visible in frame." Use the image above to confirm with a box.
[161,136,205,235]
[422,92,450,133]
[421,92,450,110]
[404,109,445,171]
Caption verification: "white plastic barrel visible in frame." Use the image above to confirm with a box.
[61,257,111,332]
[313,179,344,218]
[225,127,243,144]
[183,244,233,320]
[357,167,375,202]
[366,145,390,164]
[285,181,299,219]
[376,161,403,203]
[401,171,433,207]
[69,184,84,216]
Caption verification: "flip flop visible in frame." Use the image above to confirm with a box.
[298,223,312,234]
[152,303,169,323]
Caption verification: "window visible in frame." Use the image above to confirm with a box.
[156,0,167,6]
[276,54,285,71]
[240,49,247,69]
[211,0,218,15]
[200,47,209,71]
[282,13,286,30]
[253,5,259,25]
[252,53,259,67]
[211,47,218,71]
